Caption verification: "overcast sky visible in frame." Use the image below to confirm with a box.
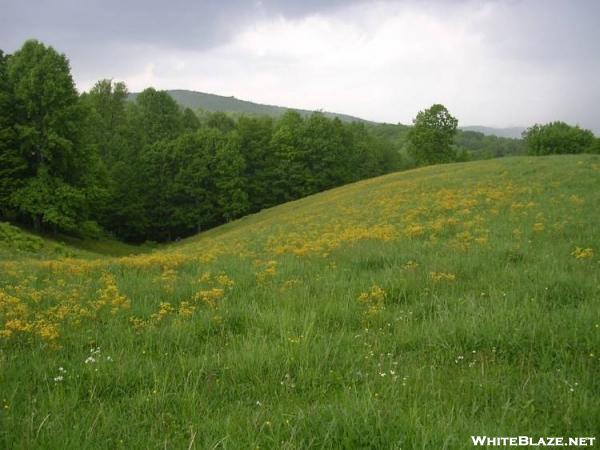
[1,0,599,131]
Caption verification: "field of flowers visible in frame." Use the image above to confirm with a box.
[1,155,599,448]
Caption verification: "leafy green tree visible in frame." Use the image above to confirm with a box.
[80,79,129,162]
[6,40,92,232]
[206,111,236,133]
[588,138,600,154]
[408,104,458,165]
[169,130,219,235]
[214,133,249,221]
[2,39,421,242]
[137,129,241,241]
[102,155,150,241]
[523,121,595,155]
[236,116,276,211]
[11,169,88,232]
[454,130,525,159]
[79,79,133,227]
[271,111,310,202]
[138,140,180,240]
[130,88,183,145]
[300,113,345,191]
[346,122,399,180]
[182,107,201,132]
[0,50,26,218]
[101,87,186,240]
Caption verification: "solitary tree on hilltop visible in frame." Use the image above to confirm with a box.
[408,104,458,166]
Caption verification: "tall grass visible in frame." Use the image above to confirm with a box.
[1,155,599,448]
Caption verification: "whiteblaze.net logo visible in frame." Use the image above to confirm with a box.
[471,436,596,447]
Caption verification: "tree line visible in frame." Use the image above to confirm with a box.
[522,121,600,156]
[0,40,399,242]
[402,106,599,165]
[2,40,597,243]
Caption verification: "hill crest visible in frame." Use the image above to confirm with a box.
[128,89,371,123]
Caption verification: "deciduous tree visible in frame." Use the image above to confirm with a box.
[523,122,595,155]
[408,104,458,165]
[7,40,91,232]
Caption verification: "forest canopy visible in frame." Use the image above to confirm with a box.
[0,41,402,241]
[1,39,594,242]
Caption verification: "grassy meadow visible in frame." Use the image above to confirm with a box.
[1,155,599,448]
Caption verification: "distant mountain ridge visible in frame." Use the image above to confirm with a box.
[128,89,370,123]
[129,89,527,139]
[460,126,526,139]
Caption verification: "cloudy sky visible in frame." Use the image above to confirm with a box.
[2,0,599,131]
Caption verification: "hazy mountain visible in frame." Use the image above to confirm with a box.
[129,89,370,123]
[460,126,526,139]
[128,90,527,139]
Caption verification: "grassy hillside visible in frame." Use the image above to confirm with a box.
[1,155,599,448]
[0,222,146,260]
[128,89,370,123]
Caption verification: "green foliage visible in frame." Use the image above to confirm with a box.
[80,79,130,162]
[11,169,88,233]
[523,121,596,155]
[236,116,277,210]
[271,111,311,201]
[165,130,219,232]
[205,111,236,132]
[103,105,399,242]
[136,88,368,123]
[7,39,587,245]
[589,138,600,154]
[0,221,80,257]
[454,130,526,159]
[0,50,25,216]
[408,104,459,165]
[346,122,402,179]
[8,40,83,178]
[0,221,44,251]
[129,88,183,145]
[461,125,524,139]
[181,107,201,132]
[301,114,346,190]
[214,133,249,221]
[126,128,245,241]
[4,40,94,232]
[365,122,525,166]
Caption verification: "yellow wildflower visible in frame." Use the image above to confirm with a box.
[430,272,456,282]
[572,247,594,259]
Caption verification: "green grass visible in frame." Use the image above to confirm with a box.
[0,222,145,259]
[1,155,599,449]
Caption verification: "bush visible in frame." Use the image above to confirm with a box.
[523,122,596,155]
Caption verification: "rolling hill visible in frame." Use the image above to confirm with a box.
[461,125,526,139]
[129,89,528,140]
[128,89,371,123]
[1,155,599,448]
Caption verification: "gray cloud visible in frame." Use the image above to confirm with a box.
[1,0,599,132]
[0,0,365,93]
[0,0,362,51]
[476,0,600,64]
